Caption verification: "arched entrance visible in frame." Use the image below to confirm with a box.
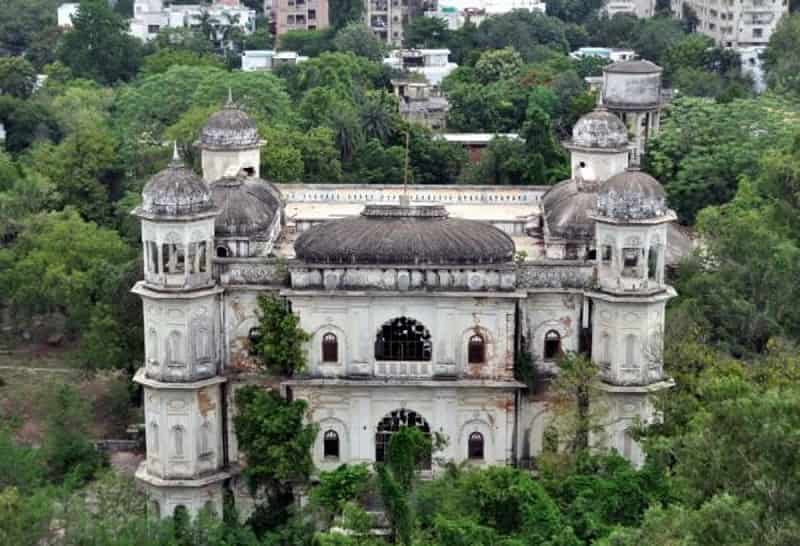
[375,409,432,469]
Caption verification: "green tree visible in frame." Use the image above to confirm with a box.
[763,14,800,97]
[644,96,798,223]
[403,16,450,48]
[250,294,311,375]
[311,464,371,521]
[0,0,58,55]
[278,28,335,56]
[57,0,144,84]
[141,48,225,76]
[548,352,606,453]
[329,0,365,29]
[0,209,134,335]
[0,57,37,99]
[474,47,524,84]
[333,22,387,61]
[233,386,317,531]
[41,384,106,483]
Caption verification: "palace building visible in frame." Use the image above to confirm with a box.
[132,62,684,518]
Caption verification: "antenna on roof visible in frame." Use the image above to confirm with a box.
[401,130,410,207]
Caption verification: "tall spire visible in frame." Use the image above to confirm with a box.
[170,141,182,166]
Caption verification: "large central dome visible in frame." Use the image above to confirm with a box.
[294,204,515,265]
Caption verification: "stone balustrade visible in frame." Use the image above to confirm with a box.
[516,262,595,289]
[289,264,517,292]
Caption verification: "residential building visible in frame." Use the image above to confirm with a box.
[439,133,521,162]
[671,0,788,47]
[425,0,546,29]
[602,0,655,19]
[367,0,429,46]
[737,46,767,93]
[129,0,257,43]
[274,0,329,36]
[241,50,308,71]
[383,49,457,86]
[57,3,80,27]
[570,47,636,63]
[392,79,449,130]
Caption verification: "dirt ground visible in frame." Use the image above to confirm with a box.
[0,343,141,445]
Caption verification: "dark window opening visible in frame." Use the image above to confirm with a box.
[243,167,255,176]
[375,409,431,468]
[468,431,484,460]
[648,248,658,280]
[544,330,562,360]
[323,430,339,459]
[579,161,586,168]
[375,317,432,361]
[468,334,485,364]
[565,244,579,260]
[216,246,229,258]
[587,249,597,260]
[322,333,338,363]
[602,245,612,263]
[623,248,638,268]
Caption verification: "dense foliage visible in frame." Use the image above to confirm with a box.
[2,1,800,545]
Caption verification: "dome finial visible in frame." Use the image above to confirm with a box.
[170,141,182,166]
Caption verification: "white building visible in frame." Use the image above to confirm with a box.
[57,3,80,27]
[383,49,458,87]
[134,64,685,519]
[671,0,788,48]
[602,0,655,19]
[241,50,308,71]
[570,47,636,63]
[737,46,766,93]
[425,0,546,30]
[130,0,257,43]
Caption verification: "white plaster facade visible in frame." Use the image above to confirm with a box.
[133,98,681,519]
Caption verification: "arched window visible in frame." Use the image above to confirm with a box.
[216,245,229,258]
[322,333,338,363]
[375,409,431,468]
[165,331,183,366]
[323,430,340,459]
[375,317,432,362]
[648,247,658,280]
[543,330,562,360]
[468,431,484,460]
[468,334,485,364]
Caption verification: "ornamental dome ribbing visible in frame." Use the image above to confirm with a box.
[542,179,599,240]
[199,98,261,150]
[210,173,282,237]
[568,108,628,150]
[139,157,215,217]
[294,204,515,265]
[596,169,668,220]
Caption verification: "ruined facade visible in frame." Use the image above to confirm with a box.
[134,62,679,517]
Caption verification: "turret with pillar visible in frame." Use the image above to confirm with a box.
[196,91,265,183]
[587,167,676,466]
[132,148,230,518]
[600,60,663,166]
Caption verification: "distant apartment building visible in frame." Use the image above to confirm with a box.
[129,0,257,43]
[392,79,449,130]
[383,49,457,86]
[241,50,308,70]
[425,0,546,30]
[57,3,80,27]
[570,47,636,62]
[274,0,329,36]
[367,0,431,46]
[671,0,788,47]
[602,0,655,18]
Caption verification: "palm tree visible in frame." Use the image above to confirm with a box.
[359,92,396,145]
[331,107,364,163]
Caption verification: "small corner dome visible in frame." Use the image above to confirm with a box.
[140,161,214,217]
[570,108,628,150]
[603,59,662,74]
[597,169,668,220]
[211,172,282,238]
[199,101,260,150]
[542,179,598,240]
[294,204,515,265]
